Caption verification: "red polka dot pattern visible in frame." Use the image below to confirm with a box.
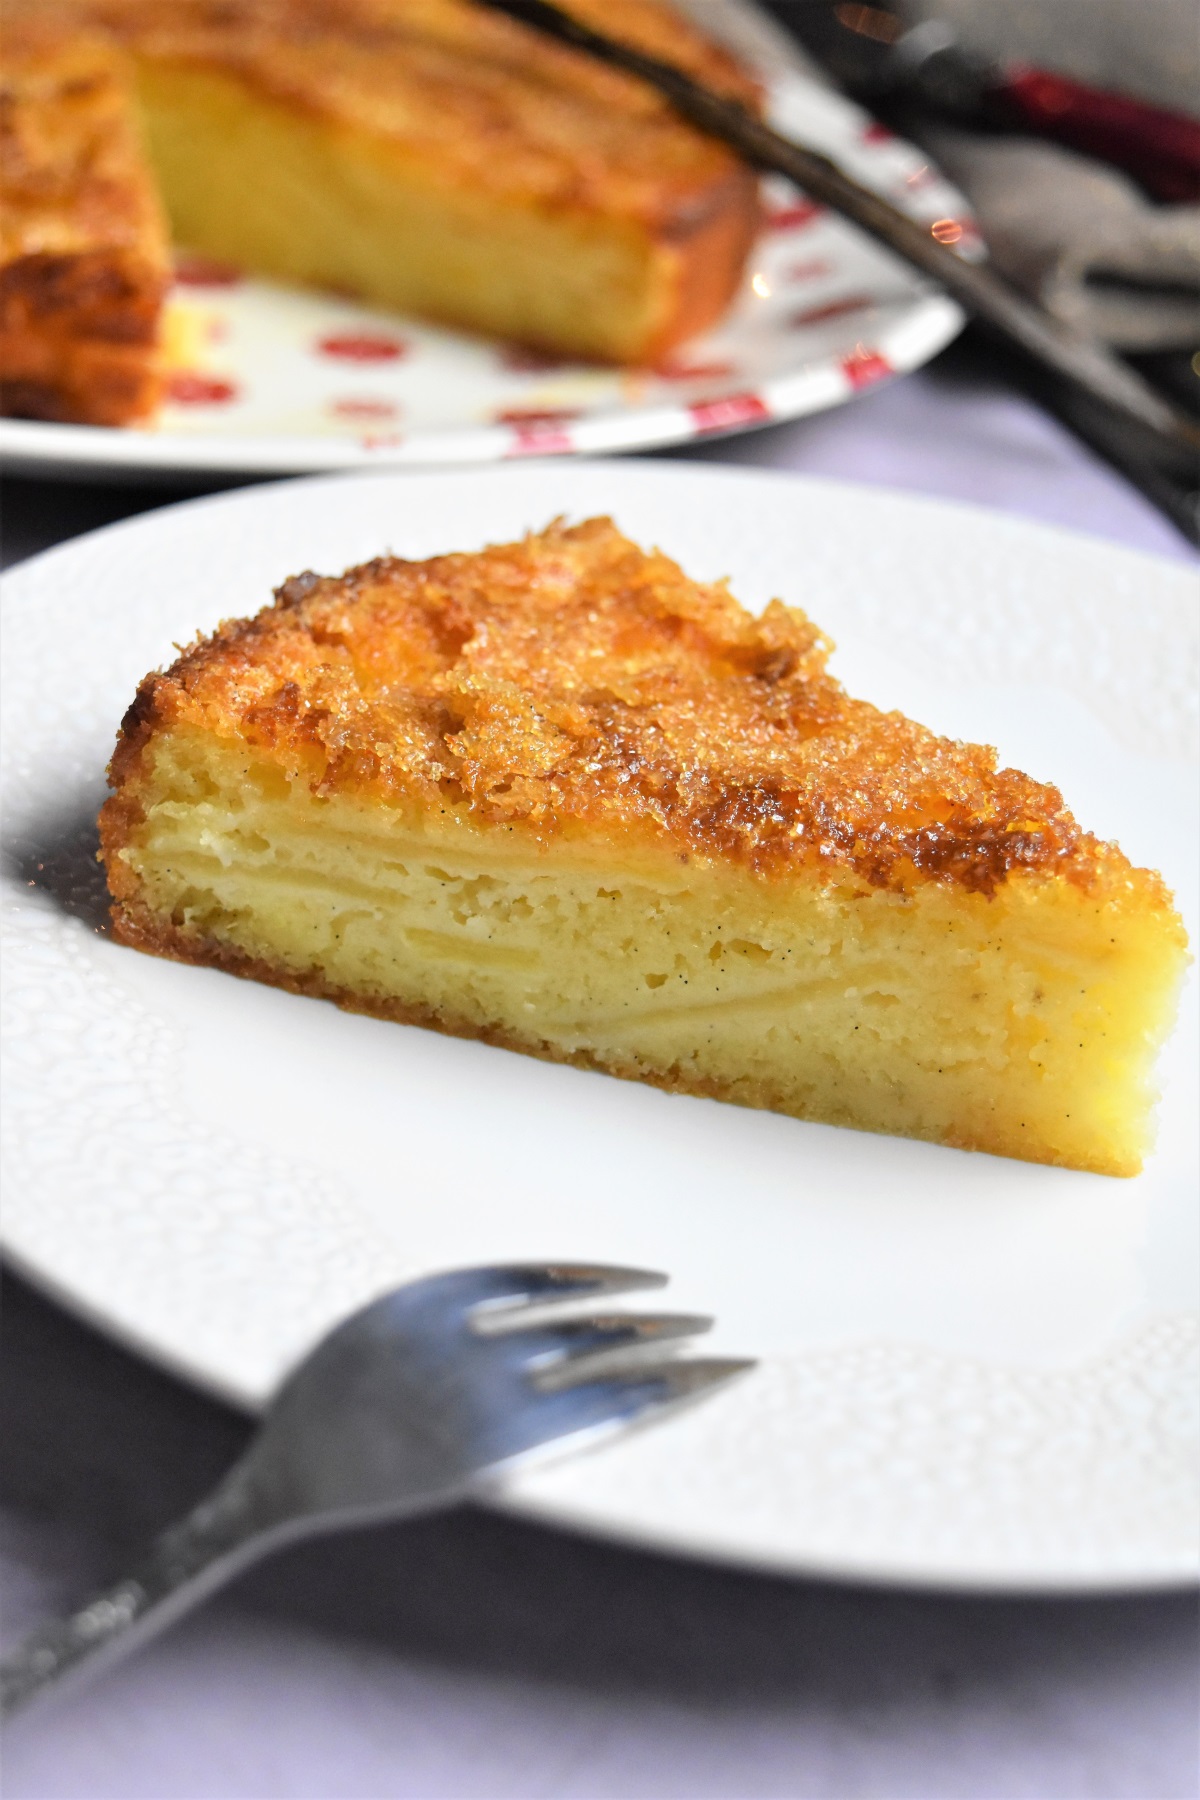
[841,348,893,389]
[329,397,400,420]
[166,373,239,406]
[689,393,770,433]
[316,333,408,363]
[791,297,872,328]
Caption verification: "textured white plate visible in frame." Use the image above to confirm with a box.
[0,64,966,481]
[3,461,1197,1592]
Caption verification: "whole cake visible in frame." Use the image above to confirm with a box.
[1,0,761,423]
[99,518,1189,1176]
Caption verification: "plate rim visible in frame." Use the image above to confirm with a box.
[0,1248,1193,1604]
[5,452,1196,587]
[0,294,964,480]
[3,1231,1196,1596]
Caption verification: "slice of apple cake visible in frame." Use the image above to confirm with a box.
[99,517,1189,1176]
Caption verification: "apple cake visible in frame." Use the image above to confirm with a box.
[3,0,760,416]
[99,518,1189,1176]
[0,12,170,425]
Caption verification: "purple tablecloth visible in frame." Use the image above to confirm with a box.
[2,341,1197,1799]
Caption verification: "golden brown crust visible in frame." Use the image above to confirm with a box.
[101,516,1168,901]
[0,9,168,423]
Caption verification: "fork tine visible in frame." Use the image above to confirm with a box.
[521,1317,719,1382]
[505,1263,668,1296]
[503,1356,757,1470]
[525,1311,713,1348]
[508,1313,713,1378]
[555,1356,757,1401]
[466,1262,667,1319]
[633,1356,758,1399]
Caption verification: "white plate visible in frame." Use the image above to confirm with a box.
[3,462,1197,1592]
[0,65,966,481]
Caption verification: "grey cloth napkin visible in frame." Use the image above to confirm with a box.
[901,0,1200,350]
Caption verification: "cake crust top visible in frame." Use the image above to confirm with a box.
[1,11,169,266]
[109,517,1165,899]
[67,0,759,227]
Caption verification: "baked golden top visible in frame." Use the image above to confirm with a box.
[108,518,1173,903]
[0,11,167,266]
[76,0,758,228]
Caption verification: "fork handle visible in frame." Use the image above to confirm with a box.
[1,1468,271,1719]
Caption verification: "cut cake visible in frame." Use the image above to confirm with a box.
[3,0,761,410]
[99,518,1189,1176]
[0,12,169,425]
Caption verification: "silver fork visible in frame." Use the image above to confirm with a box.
[1,1262,751,1718]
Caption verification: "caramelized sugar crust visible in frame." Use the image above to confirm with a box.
[0,11,168,424]
[105,518,1168,903]
[77,0,759,232]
